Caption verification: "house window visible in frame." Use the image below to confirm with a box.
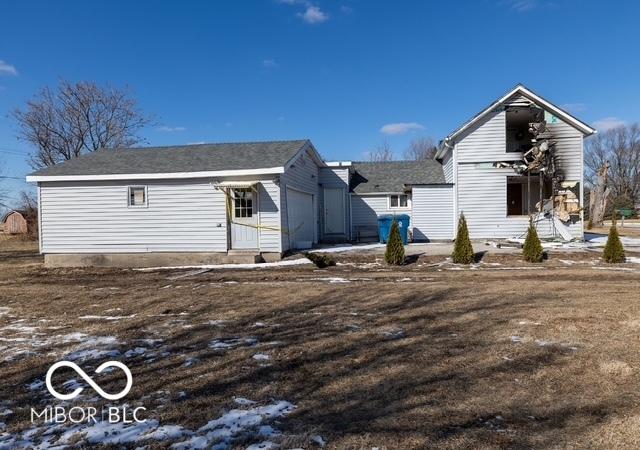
[233,188,253,218]
[128,186,147,207]
[389,194,409,209]
[506,176,550,216]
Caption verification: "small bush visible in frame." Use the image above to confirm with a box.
[602,220,626,263]
[586,219,593,230]
[304,252,336,268]
[522,221,544,263]
[452,213,474,264]
[384,220,405,265]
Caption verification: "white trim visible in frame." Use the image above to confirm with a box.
[452,142,458,238]
[351,192,407,196]
[284,141,325,171]
[26,167,285,183]
[325,161,352,167]
[211,180,259,189]
[440,85,597,158]
[387,194,411,210]
[37,185,42,254]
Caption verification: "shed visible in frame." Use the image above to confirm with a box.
[1,210,28,234]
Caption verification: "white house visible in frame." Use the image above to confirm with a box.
[435,84,596,240]
[27,84,596,267]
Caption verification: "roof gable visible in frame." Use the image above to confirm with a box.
[438,85,596,157]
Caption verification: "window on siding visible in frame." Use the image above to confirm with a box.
[389,194,409,209]
[128,186,147,207]
[233,188,254,218]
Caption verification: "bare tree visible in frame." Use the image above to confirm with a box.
[403,137,437,160]
[13,80,154,169]
[18,190,39,239]
[367,140,394,162]
[585,124,640,205]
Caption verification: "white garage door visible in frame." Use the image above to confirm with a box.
[286,188,314,249]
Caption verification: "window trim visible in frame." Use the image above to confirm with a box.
[232,188,255,219]
[388,194,410,210]
[127,185,148,208]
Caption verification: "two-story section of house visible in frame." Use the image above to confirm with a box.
[435,84,597,240]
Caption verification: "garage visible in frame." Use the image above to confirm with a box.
[286,187,314,249]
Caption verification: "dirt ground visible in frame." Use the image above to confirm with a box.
[1,239,640,449]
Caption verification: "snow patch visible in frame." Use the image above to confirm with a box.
[134,258,312,272]
[79,314,136,321]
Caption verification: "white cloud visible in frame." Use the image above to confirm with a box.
[593,117,627,132]
[510,0,537,11]
[340,5,353,14]
[380,122,425,135]
[262,59,278,69]
[187,141,206,145]
[278,1,329,24]
[157,126,186,132]
[297,5,329,23]
[0,60,18,76]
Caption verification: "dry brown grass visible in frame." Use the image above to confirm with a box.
[0,245,640,448]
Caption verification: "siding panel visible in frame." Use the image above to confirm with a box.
[412,186,454,241]
[351,195,412,239]
[40,179,228,253]
[280,148,320,250]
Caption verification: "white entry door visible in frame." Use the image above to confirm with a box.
[231,188,258,249]
[286,187,314,249]
[323,188,345,234]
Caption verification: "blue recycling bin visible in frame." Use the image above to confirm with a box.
[377,214,410,245]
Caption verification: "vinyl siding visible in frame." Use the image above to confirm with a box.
[40,179,229,253]
[442,151,454,183]
[318,167,350,240]
[548,121,583,181]
[456,164,582,239]
[280,148,320,251]
[457,110,508,163]
[351,194,411,238]
[453,101,584,239]
[257,181,282,252]
[40,177,283,254]
[411,186,454,241]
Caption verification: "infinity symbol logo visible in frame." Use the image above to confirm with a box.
[45,361,133,401]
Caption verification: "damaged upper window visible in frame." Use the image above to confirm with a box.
[505,107,537,153]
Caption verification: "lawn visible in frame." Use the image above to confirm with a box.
[1,240,640,449]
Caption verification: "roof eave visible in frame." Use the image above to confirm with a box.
[26,167,286,183]
[444,84,597,144]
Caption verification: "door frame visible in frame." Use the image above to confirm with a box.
[228,187,260,250]
[285,185,317,249]
[323,187,346,235]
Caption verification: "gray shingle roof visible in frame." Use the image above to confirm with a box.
[29,140,310,177]
[350,160,447,194]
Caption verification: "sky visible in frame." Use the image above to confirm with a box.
[1,0,639,207]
